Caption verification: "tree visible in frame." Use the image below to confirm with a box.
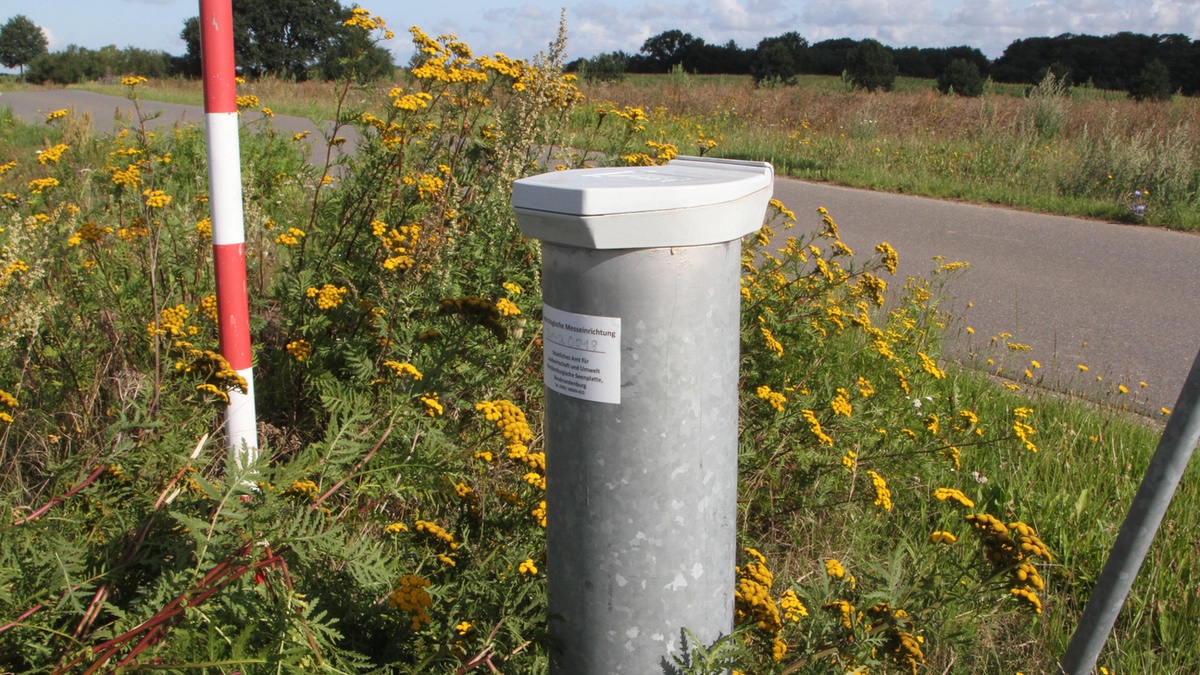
[181,0,355,80]
[751,32,807,85]
[937,58,984,96]
[639,29,701,72]
[568,51,628,83]
[844,39,898,92]
[1129,58,1172,101]
[0,15,48,75]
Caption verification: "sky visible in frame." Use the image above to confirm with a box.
[1,0,1198,71]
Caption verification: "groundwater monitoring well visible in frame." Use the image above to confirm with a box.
[513,156,774,673]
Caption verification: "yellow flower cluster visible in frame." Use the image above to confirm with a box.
[37,144,69,165]
[769,198,796,223]
[779,589,807,622]
[530,499,546,527]
[286,339,310,361]
[172,341,248,402]
[235,95,260,111]
[420,392,444,416]
[495,297,521,317]
[121,75,148,86]
[928,531,957,545]
[1012,407,1038,452]
[824,558,846,579]
[889,630,926,674]
[856,272,888,307]
[801,409,833,446]
[756,385,786,412]
[414,519,459,550]
[1,260,29,289]
[518,558,539,575]
[284,479,319,499]
[389,88,434,111]
[831,388,852,417]
[735,548,782,639]
[383,361,422,380]
[343,6,392,38]
[195,217,212,239]
[28,177,59,194]
[112,164,141,187]
[274,227,306,245]
[932,487,975,508]
[867,470,892,512]
[760,324,783,356]
[823,599,855,630]
[150,304,191,337]
[307,284,348,310]
[68,221,113,246]
[917,352,945,379]
[388,575,433,630]
[45,109,68,122]
[384,522,408,534]
[876,241,899,275]
[965,514,1051,613]
[142,189,172,208]
[0,387,17,424]
[199,294,218,322]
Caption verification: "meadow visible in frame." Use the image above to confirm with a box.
[1,19,1198,674]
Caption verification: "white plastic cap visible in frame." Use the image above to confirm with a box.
[512,156,774,249]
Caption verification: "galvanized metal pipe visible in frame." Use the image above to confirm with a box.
[1060,346,1200,674]
[542,241,742,673]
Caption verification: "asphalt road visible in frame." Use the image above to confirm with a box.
[5,89,1198,413]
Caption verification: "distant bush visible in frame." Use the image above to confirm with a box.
[751,33,807,87]
[573,51,627,83]
[844,38,898,92]
[937,58,985,97]
[25,44,176,85]
[1129,58,1172,102]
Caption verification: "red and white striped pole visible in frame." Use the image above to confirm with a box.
[199,0,257,466]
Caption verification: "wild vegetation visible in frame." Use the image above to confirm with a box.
[1,14,1198,675]
[577,71,1200,230]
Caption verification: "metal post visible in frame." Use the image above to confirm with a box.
[199,0,257,465]
[514,157,774,673]
[1060,346,1200,674]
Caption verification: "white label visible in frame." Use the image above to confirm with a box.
[543,304,621,404]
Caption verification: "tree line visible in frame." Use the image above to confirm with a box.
[3,5,1196,101]
[568,29,1200,99]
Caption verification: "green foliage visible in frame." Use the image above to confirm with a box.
[0,17,577,671]
[751,33,808,87]
[1025,70,1070,140]
[24,44,176,85]
[181,0,392,82]
[574,51,627,83]
[844,39,898,92]
[937,58,985,97]
[1129,59,1172,102]
[0,14,47,75]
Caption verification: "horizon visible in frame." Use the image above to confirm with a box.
[0,0,1197,74]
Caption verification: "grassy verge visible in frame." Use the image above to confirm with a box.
[575,74,1200,230]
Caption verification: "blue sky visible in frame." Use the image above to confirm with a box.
[2,0,1198,69]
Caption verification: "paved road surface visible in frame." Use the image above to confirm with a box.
[5,89,1198,413]
[772,180,1200,415]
